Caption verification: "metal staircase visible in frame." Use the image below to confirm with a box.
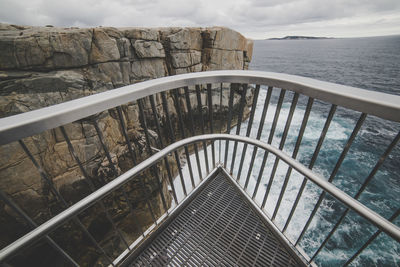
[129,171,300,267]
[0,70,399,266]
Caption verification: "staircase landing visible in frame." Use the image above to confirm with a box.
[128,172,302,266]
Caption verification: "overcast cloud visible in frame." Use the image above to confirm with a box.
[1,0,399,39]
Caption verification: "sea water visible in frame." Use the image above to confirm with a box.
[174,35,400,266]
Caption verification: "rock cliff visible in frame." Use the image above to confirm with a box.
[0,24,253,266]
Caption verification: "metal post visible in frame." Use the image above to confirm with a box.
[310,131,400,261]
[261,90,295,209]
[237,84,260,182]
[18,140,114,265]
[168,90,196,188]
[0,190,79,266]
[230,84,248,174]
[149,95,181,201]
[207,83,216,168]
[115,106,158,227]
[295,113,367,246]
[272,97,313,220]
[283,104,337,233]
[343,208,400,266]
[60,125,133,246]
[253,89,286,200]
[137,99,169,211]
[183,87,203,179]
[219,83,223,164]
[195,85,210,174]
[224,84,236,168]
[244,86,273,191]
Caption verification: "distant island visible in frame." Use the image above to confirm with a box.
[267,36,334,40]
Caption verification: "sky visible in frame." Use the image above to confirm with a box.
[0,0,399,39]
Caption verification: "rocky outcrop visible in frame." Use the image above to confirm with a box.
[0,24,253,266]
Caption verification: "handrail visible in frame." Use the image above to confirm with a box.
[1,70,400,145]
[0,134,399,262]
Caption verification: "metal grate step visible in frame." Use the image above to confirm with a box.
[130,172,300,266]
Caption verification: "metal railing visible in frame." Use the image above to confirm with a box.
[0,70,399,266]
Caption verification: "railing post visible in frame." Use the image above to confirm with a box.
[230,84,248,174]
[309,131,400,262]
[137,99,169,211]
[168,90,196,189]
[295,113,367,246]
[60,125,133,247]
[343,208,400,266]
[224,84,236,168]
[115,106,158,228]
[237,84,260,182]
[272,97,313,220]
[0,190,79,266]
[18,140,115,266]
[253,89,286,200]
[283,104,337,233]
[207,83,216,168]
[244,86,273,191]
[195,85,210,174]
[183,87,203,179]
[149,95,182,201]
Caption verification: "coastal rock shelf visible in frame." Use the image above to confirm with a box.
[0,24,253,265]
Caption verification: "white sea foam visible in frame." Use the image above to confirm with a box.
[171,86,400,266]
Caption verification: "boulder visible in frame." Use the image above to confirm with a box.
[89,29,120,63]
[133,40,165,58]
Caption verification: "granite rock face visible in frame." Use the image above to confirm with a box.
[0,24,253,266]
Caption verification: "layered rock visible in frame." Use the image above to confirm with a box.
[0,24,253,266]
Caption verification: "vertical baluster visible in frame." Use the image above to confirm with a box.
[136,99,169,211]
[182,87,203,179]
[161,92,195,194]
[295,113,367,246]
[283,104,337,233]
[272,97,313,220]
[195,85,210,174]
[310,131,400,261]
[149,95,181,202]
[219,83,223,164]
[116,107,137,164]
[244,86,273,190]
[168,91,196,189]
[224,84,236,168]
[343,208,400,266]
[237,84,260,181]
[252,89,286,200]
[60,125,133,247]
[0,190,79,266]
[115,106,158,226]
[18,140,114,266]
[207,83,216,168]
[93,118,160,225]
[230,84,248,174]
[260,90,295,209]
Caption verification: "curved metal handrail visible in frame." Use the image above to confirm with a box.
[1,134,399,262]
[1,70,400,145]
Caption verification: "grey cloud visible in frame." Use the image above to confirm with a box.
[0,0,399,38]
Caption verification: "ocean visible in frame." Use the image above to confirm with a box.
[247,36,400,266]
[174,36,400,266]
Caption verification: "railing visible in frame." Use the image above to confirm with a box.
[0,70,399,266]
